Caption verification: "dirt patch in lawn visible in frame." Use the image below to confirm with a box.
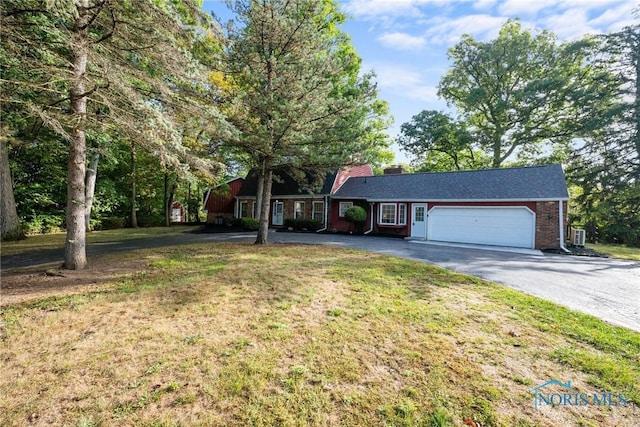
[0,258,148,306]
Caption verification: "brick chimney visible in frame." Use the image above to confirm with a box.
[383,166,404,175]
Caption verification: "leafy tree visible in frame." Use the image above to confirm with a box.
[396,110,487,171]
[567,22,640,246]
[218,0,391,244]
[438,20,618,168]
[1,0,224,268]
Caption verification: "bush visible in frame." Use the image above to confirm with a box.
[23,214,65,235]
[98,216,126,230]
[241,217,260,231]
[345,205,367,223]
[283,218,323,231]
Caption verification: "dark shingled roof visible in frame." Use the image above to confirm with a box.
[333,164,569,201]
[237,169,337,197]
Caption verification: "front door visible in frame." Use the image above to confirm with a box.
[272,201,284,226]
[411,203,427,239]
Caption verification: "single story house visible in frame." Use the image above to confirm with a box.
[330,164,569,250]
[235,165,373,228]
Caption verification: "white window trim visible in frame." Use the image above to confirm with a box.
[294,201,305,219]
[398,203,407,225]
[339,202,353,217]
[378,203,407,226]
[379,203,396,225]
[239,201,249,218]
[312,201,324,221]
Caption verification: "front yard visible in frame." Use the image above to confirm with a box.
[1,244,638,426]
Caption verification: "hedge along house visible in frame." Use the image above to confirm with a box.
[235,165,373,228]
[203,177,245,224]
[331,165,570,250]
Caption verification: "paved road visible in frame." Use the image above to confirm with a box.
[2,230,639,332]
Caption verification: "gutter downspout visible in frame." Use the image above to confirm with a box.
[558,199,570,253]
[364,202,374,234]
[316,195,329,233]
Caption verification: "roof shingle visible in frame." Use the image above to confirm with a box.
[333,165,569,201]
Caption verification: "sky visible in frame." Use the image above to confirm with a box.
[202,0,637,164]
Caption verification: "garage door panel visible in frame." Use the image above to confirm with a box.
[427,207,534,248]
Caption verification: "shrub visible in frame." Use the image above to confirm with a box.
[23,214,65,235]
[98,216,126,230]
[345,205,367,223]
[241,217,260,231]
[283,218,322,231]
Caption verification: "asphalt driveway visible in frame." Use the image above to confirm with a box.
[2,230,639,331]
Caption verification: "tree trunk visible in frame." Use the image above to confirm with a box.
[164,171,170,226]
[64,1,89,270]
[130,143,138,228]
[0,138,24,241]
[84,151,100,232]
[255,167,273,244]
[187,182,192,222]
[255,161,264,222]
[634,31,640,175]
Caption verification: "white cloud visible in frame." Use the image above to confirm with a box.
[424,14,509,45]
[498,0,559,16]
[378,32,427,50]
[588,1,638,33]
[343,0,452,19]
[542,8,598,39]
[472,0,497,11]
[368,62,439,102]
[562,0,628,8]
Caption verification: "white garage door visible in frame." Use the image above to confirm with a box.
[427,207,535,248]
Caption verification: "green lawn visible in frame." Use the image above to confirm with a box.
[587,243,640,261]
[1,244,638,426]
[0,225,198,257]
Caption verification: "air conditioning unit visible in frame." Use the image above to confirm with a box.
[571,228,586,247]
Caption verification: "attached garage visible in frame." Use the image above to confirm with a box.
[427,206,535,249]
[332,165,570,250]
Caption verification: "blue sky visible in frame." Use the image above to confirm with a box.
[202,0,637,163]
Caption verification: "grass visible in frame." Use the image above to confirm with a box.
[0,225,197,257]
[1,244,638,426]
[586,243,640,261]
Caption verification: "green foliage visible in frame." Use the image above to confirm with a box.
[241,217,260,231]
[566,23,640,247]
[220,0,391,243]
[397,110,488,171]
[97,217,127,230]
[22,214,65,235]
[283,218,323,231]
[344,206,367,223]
[438,20,617,168]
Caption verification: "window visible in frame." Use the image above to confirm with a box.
[398,203,407,225]
[239,201,249,218]
[380,203,396,224]
[312,201,324,221]
[339,202,353,217]
[378,203,407,226]
[294,201,305,219]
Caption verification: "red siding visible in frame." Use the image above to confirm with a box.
[205,178,244,223]
[328,199,568,249]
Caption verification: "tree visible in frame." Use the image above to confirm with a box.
[219,0,391,244]
[567,22,640,246]
[396,110,487,171]
[1,0,224,268]
[438,20,617,168]
[0,136,24,241]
